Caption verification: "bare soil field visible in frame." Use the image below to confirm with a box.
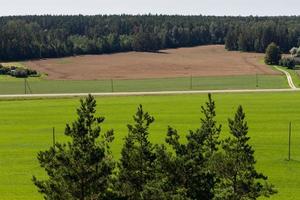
[25,45,279,80]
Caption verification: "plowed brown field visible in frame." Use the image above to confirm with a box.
[25,45,279,80]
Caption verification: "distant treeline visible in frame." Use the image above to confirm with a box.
[0,15,299,61]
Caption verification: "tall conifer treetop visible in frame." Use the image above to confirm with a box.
[32,94,115,200]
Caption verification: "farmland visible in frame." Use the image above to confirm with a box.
[0,45,289,95]
[1,92,300,199]
[26,45,279,80]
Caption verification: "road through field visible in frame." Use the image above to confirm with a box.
[0,88,299,99]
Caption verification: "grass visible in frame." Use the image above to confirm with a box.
[0,74,288,94]
[1,92,300,199]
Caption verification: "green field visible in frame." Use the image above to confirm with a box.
[1,92,300,199]
[0,61,291,94]
[0,74,289,94]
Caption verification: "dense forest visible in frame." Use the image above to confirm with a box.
[0,15,299,61]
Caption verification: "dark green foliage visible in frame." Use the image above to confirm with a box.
[0,64,9,75]
[279,57,296,69]
[0,15,299,61]
[225,29,238,51]
[200,94,222,156]
[140,144,192,200]
[237,34,249,52]
[225,20,298,53]
[213,106,276,200]
[132,32,161,52]
[33,95,276,200]
[0,65,38,78]
[264,43,282,65]
[116,105,156,199]
[12,69,29,78]
[153,94,221,200]
[32,95,115,200]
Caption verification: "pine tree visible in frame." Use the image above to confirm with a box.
[225,29,237,51]
[201,93,222,158]
[238,33,248,52]
[213,106,276,200]
[159,94,221,200]
[116,105,156,200]
[32,95,115,200]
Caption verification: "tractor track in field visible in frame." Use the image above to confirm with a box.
[273,66,297,89]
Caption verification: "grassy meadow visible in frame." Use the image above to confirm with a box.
[1,92,300,199]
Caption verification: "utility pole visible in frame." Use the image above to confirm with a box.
[24,78,27,94]
[288,122,292,161]
[111,79,114,92]
[53,127,56,148]
[256,73,258,88]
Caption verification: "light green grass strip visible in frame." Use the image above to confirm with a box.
[0,75,288,95]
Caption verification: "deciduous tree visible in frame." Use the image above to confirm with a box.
[265,43,282,65]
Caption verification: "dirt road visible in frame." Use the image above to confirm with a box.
[0,88,299,99]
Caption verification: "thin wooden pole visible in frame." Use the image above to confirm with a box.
[190,75,193,90]
[111,79,114,93]
[288,122,291,161]
[256,73,258,88]
[53,127,56,148]
[24,78,27,94]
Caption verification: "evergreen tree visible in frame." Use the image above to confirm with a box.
[213,106,276,200]
[132,32,161,52]
[32,95,115,200]
[116,105,156,200]
[237,34,248,52]
[264,43,282,65]
[201,93,222,157]
[225,29,237,51]
[158,94,221,200]
[140,141,191,200]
